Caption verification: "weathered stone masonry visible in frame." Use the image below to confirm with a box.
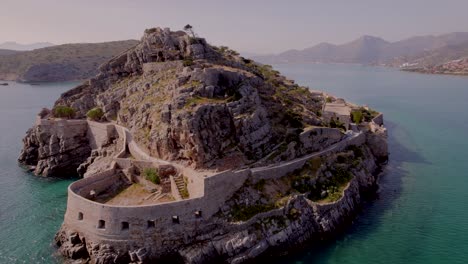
[62,127,366,242]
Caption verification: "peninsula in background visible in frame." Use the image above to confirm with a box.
[0,40,138,82]
[0,41,54,51]
[252,32,468,75]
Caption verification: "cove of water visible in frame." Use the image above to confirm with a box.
[0,64,467,263]
[0,81,78,263]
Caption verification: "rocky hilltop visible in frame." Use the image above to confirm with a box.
[19,27,388,263]
[20,27,334,175]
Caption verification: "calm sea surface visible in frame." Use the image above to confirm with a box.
[0,64,467,263]
[0,81,78,263]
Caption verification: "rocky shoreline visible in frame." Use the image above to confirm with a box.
[53,143,384,264]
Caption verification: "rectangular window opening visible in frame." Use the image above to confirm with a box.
[98,220,106,229]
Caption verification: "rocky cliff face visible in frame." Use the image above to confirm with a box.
[21,27,326,175]
[18,119,91,176]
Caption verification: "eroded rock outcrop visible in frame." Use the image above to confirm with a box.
[22,27,326,173]
[18,119,91,176]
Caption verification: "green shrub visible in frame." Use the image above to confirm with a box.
[183,56,194,66]
[145,28,158,34]
[351,110,363,123]
[360,107,379,122]
[242,57,253,64]
[288,208,300,220]
[336,154,348,163]
[254,179,266,191]
[219,46,229,53]
[348,145,364,158]
[53,105,75,119]
[143,168,160,184]
[86,107,104,121]
[329,118,346,130]
[231,203,276,221]
[331,167,353,186]
[326,97,333,103]
[180,188,189,199]
[189,37,199,44]
[283,110,303,128]
[229,49,240,56]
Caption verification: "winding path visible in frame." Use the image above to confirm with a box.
[251,131,362,172]
[115,122,361,176]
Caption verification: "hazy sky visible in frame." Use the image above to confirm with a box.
[2,0,468,54]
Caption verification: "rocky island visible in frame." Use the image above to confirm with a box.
[19,27,388,263]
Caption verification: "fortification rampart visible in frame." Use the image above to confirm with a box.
[372,113,384,126]
[87,121,117,149]
[124,128,169,165]
[35,118,121,152]
[251,132,366,183]
[65,169,250,240]
[35,117,88,127]
[114,158,153,170]
[114,126,128,158]
[62,125,367,243]
[34,119,89,144]
[72,166,118,199]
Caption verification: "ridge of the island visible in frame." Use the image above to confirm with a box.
[18,27,388,264]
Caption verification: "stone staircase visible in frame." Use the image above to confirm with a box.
[143,190,161,201]
[173,174,188,199]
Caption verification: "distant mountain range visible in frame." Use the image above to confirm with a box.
[2,32,468,82]
[0,41,55,51]
[0,40,138,82]
[252,32,468,68]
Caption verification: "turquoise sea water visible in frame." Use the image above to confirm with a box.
[0,82,78,263]
[273,64,468,264]
[0,65,467,263]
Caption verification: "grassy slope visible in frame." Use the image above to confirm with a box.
[0,49,21,56]
[410,41,468,66]
[0,40,138,81]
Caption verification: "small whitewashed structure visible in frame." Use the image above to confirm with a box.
[323,99,352,130]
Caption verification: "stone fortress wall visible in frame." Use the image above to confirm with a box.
[87,121,117,149]
[35,117,89,140]
[35,117,118,161]
[59,117,369,242]
[46,110,378,248]
[251,132,366,183]
[372,113,384,126]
